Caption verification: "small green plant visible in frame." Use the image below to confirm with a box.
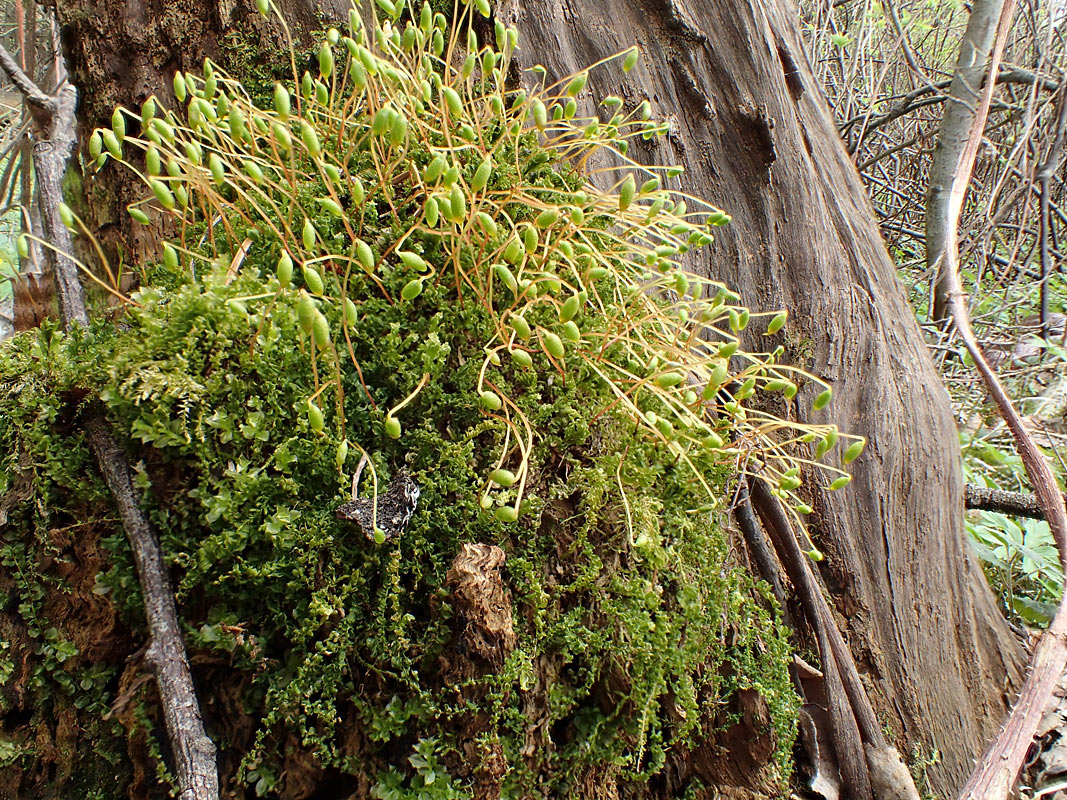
[962,431,1065,625]
[85,0,860,552]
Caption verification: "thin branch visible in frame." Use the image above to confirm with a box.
[0,38,53,112]
[965,484,1047,519]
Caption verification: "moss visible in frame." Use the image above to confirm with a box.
[0,260,797,795]
[2,6,805,797]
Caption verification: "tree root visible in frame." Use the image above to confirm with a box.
[743,477,920,800]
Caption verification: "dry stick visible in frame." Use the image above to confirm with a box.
[932,3,1067,798]
[0,44,219,800]
[965,483,1048,520]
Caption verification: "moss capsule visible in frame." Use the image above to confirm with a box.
[307,401,324,432]
[384,416,402,439]
[277,251,294,287]
[312,311,331,347]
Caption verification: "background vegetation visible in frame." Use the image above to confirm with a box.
[802,0,1067,625]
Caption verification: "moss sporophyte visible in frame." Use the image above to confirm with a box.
[0,0,862,794]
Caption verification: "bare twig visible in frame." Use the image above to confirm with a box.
[965,484,1051,520]
[0,38,218,800]
[1036,89,1067,334]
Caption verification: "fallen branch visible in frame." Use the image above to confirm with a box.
[965,484,1051,520]
[925,2,1067,797]
[0,41,219,800]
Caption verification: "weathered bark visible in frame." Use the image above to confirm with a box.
[56,0,348,269]
[500,0,1025,795]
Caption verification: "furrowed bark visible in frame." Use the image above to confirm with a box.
[0,40,218,800]
[504,0,1026,793]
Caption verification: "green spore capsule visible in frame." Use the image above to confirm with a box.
[209,153,225,186]
[489,468,517,487]
[565,71,588,96]
[312,311,331,347]
[493,263,518,294]
[277,251,294,287]
[560,320,581,342]
[300,120,322,157]
[472,158,492,191]
[842,439,866,465]
[111,108,126,141]
[654,371,685,388]
[316,197,344,217]
[619,174,636,211]
[384,416,402,439]
[128,206,150,225]
[273,82,291,119]
[559,294,580,323]
[319,41,335,78]
[103,129,122,159]
[398,251,429,272]
[766,310,787,335]
[509,314,531,340]
[307,401,324,433]
[302,264,324,294]
[163,243,179,271]
[401,279,424,300]
[535,208,559,228]
[541,330,565,360]
[494,505,518,523]
[296,291,316,333]
[150,179,175,210]
[355,239,375,273]
[302,218,318,251]
[442,86,463,117]
[173,72,187,102]
[343,298,358,327]
[829,475,851,491]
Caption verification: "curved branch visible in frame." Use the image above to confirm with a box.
[931,4,1067,798]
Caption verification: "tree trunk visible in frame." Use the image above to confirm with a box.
[50,0,1026,797]
[500,0,1025,794]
